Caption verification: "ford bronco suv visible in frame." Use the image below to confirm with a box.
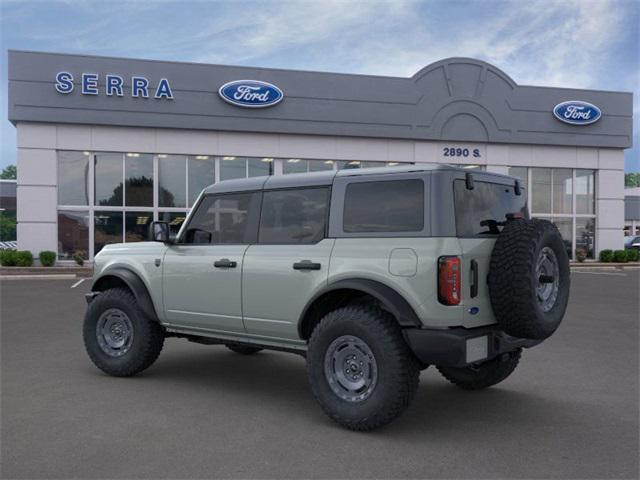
[84,165,570,430]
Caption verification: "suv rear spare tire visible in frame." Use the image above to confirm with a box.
[488,218,570,340]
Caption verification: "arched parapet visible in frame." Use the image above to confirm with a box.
[412,57,517,99]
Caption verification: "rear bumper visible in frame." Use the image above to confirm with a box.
[403,325,542,368]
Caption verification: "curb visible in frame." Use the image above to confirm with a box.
[571,262,640,270]
[0,274,78,280]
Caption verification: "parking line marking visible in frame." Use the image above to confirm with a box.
[71,278,88,288]
[572,270,626,276]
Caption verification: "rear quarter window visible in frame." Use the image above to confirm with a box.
[454,180,527,236]
[343,179,424,233]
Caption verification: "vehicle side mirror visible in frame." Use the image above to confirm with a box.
[150,221,171,243]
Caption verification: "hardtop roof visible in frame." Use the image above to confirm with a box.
[201,164,519,195]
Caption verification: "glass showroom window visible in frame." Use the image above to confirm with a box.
[95,152,123,206]
[188,155,215,206]
[158,155,187,208]
[58,151,90,206]
[283,159,335,174]
[124,153,153,207]
[220,156,274,180]
[94,211,123,254]
[58,210,89,260]
[509,167,596,260]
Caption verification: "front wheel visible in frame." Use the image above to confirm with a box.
[83,288,165,377]
[307,306,419,431]
[437,349,521,390]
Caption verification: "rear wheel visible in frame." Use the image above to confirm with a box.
[437,349,521,390]
[307,305,419,431]
[225,344,263,355]
[83,288,164,377]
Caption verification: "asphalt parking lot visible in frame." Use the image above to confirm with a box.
[1,271,638,479]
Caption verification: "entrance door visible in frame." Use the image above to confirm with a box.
[162,191,260,334]
[242,187,332,341]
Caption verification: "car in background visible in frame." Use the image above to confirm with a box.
[624,236,640,250]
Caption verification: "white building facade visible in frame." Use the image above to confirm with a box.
[8,51,633,261]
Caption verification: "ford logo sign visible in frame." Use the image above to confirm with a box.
[218,80,283,108]
[553,100,601,125]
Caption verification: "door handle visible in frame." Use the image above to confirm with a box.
[293,260,321,271]
[470,259,478,298]
[214,258,237,268]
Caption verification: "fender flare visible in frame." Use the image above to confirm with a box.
[298,278,422,337]
[91,267,159,321]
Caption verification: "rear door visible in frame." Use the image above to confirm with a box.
[453,179,528,327]
[242,187,333,341]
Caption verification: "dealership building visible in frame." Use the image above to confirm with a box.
[7,50,633,261]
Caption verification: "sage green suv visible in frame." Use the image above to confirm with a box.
[83,165,570,430]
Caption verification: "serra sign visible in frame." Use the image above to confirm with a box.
[55,72,174,99]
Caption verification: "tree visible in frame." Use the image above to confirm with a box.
[625,172,640,188]
[1,165,16,179]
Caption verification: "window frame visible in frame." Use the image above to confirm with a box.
[452,178,529,238]
[329,173,431,238]
[257,186,331,245]
[176,190,262,246]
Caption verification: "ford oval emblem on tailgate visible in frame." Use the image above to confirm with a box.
[218,80,284,108]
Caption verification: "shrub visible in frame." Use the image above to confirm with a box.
[14,250,34,267]
[39,250,57,267]
[0,249,18,266]
[574,248,587,263]
[73,250,86,266]
[599,249,614,262]
[613,250,628,263]
[626,249,639,262]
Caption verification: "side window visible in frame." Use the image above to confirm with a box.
[343,179,424,233]
[259,188,329,244]
[183,192,258,244]
[454,180,528,236]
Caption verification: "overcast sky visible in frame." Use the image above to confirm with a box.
[1,0,638,171]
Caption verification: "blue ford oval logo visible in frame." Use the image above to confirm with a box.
[553,100,601,125]
[218,80,283,108]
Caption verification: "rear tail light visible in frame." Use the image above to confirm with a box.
[438,256,461,305]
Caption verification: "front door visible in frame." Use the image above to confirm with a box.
[162,191,261,334]
[242,187,332,341]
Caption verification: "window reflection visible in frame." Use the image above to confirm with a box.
[125,212,153,243]
[576,170,595,214]
[576,218,596,259]
[248,158,273,177]
[94,211,123,254]
[220,156,246,181]
[58,210,89,259]
[552,169,572,214]
[58,151,89,205]
[125,153,153,207]
[158,155,186,208]
[95,153,123,206]
[188,156,215,206]
[159,211,188,237]
[531,168,551,213]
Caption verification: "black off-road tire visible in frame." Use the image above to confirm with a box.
[437,349,522,390]
[226,344,263,355]
[83,288,164,377]
[307,305,420,431]
[488,218,570,340]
